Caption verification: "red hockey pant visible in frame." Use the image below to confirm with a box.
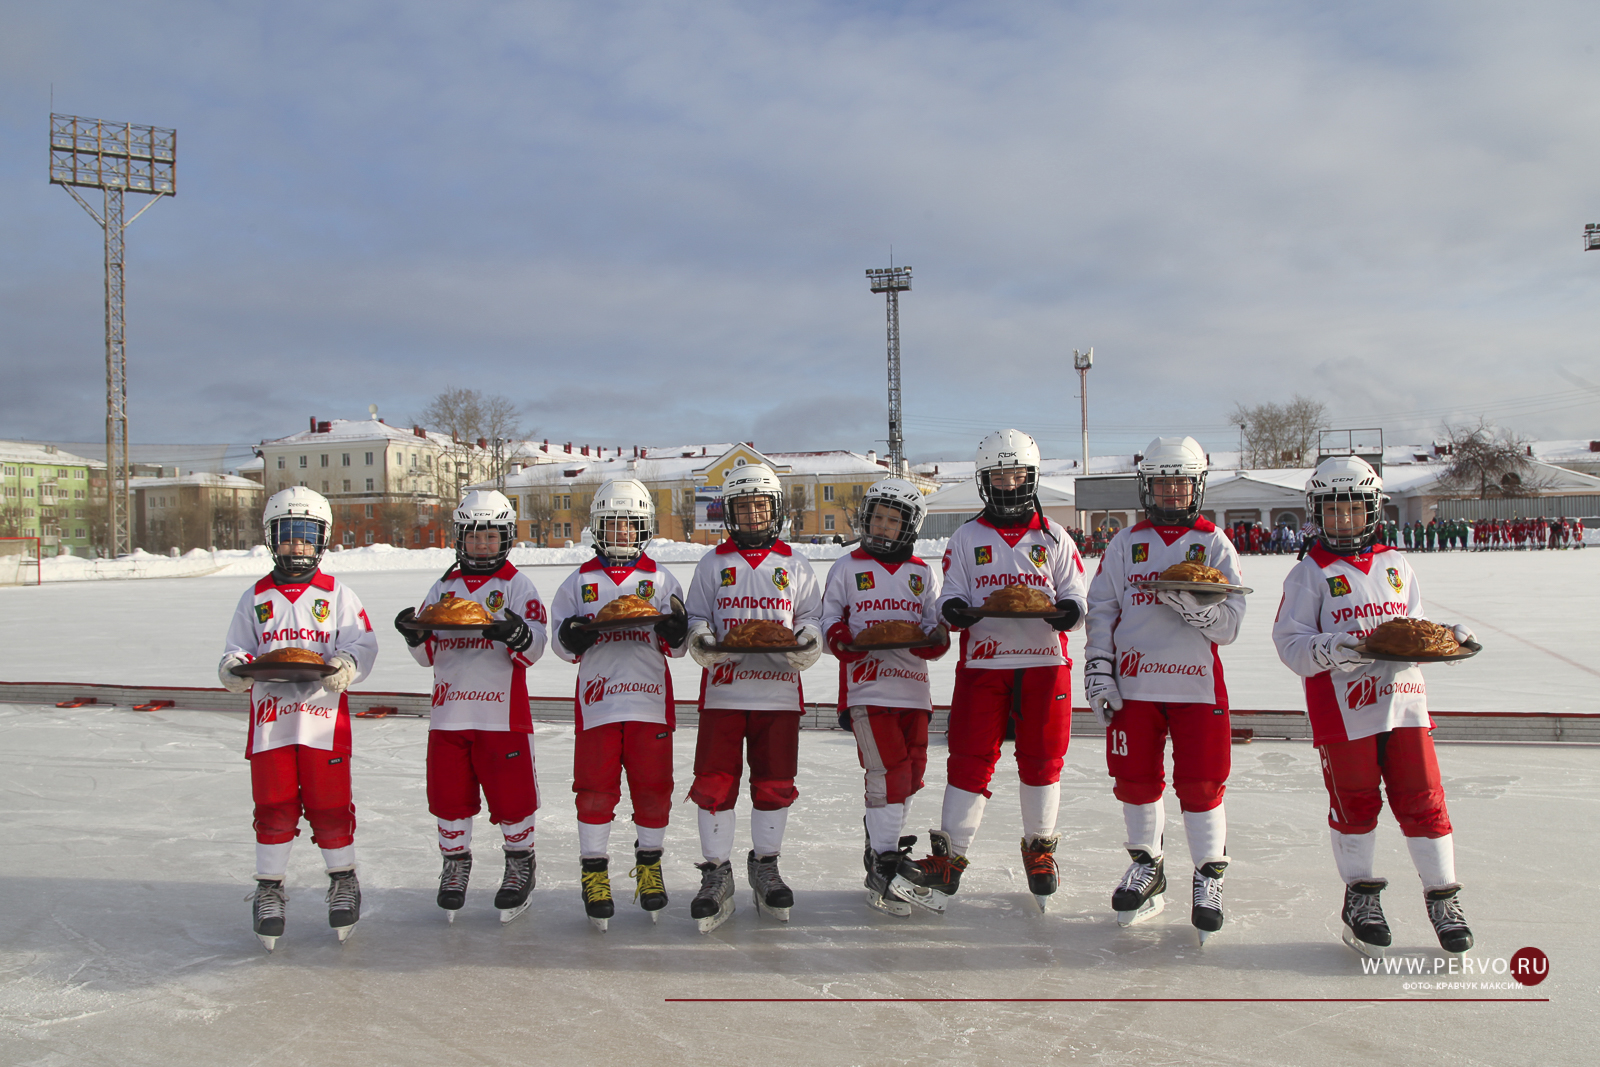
[250,744,355,849]
[947,664,1073,797]
[426,729,539,825]
[1318,727,1452,838]
[690,707,800,812]
[849,705,931,807]
[1106,700,1231,812]
[573,720,674,827]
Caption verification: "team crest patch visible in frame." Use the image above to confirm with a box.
[856,572,875,591]
[1029,545,1048,567]
[255,602,273,624]
[485,590,506,613]
[720,567,737,587]
[1326,575,1352,597]
[908,574,924,596]
[1385,567,1403,592]
[1185,544,1207,563]
[1131,543,1149,564]
[636,580,655,600]
[312,599,331,623]
[581,583,599,603]
[974,545,992,566]
[772,567,791,591]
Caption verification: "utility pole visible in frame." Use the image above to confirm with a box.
[1073,348,1094,473]
[866,265,912,475]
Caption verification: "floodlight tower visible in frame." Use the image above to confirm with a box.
[865,265,912,473]
[1073,347,1094,472]
[48,114,176,558]
[1585,223,1600,251]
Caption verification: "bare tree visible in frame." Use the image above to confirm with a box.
[421,388,529,497]
[785,483,811,536]
[673,485,698,541]
[1230,395,1329,467]
[1440,419,1541,497]
[522,491,556,546]
[832,483,865,538]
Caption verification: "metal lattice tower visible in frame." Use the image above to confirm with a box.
[865,265,912,473]
[1073,348,1094,473]
[49,114,176,558]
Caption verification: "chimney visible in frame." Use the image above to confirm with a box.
[310,416,317,432]
[542,439,549,453]
[701,446,707,456]
[414,426,426,439]
[867,449,877,464]
[317,421,331,434]
[582,445,590,456]
[477,437,487,449]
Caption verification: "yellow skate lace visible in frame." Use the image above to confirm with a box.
[581,867,613,904]
[629,859,666,900]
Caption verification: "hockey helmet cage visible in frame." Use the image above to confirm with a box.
[1137,436,1208,526]
[454,489,517,572]
[859,477,926,556]
[1306,456,1384,553]
[591,478,656,563]
[721,463,785,549]
[263,486,333,579]
[975,428,1041,521]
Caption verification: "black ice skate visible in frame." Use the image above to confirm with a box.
[250,877,287,952]
[747,851,793,922]
[495,849,535,924]
[1021,833,1061,912]
[865,835,917,918]
[690,860,735,934]
[325,868,361,943]
[1425,883,1474,953]
[437,851,472,922]
[1191,860,1227,945]
[629,846,668,922]
[890,830,967,914]
[580,856,615,933]
[1341,878,1392,958]
[1113,849,1167,926]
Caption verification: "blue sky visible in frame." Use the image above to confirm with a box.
[3,1,1599,462]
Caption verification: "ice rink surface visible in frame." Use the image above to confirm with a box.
[1,549,1595,1065]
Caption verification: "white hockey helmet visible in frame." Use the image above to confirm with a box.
[1137,436,1208,526]
[453,489,517,572]
[590,478,656,563]
[1306,456,1384,552]
[975,428,1040,520]
[721,463,785,548]
[858,477,926,556]
[263,486,333,579]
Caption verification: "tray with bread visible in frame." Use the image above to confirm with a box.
[231,647,340,683]
[964,584,1070,620]
[844,619,945,652]
[1354,618,1482,663]
[1133,562,1252,600]
[710,618,814,654]
[576,594,685,632]
[399,597,501,631]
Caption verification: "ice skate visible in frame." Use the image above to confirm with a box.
[890,830,967,914]
[1021,833,1060,912]
[495,849,535,924]
[747,850,793,922]
[1425,883,1473,954]
[1341,878,1392,958]
[629,846,668,922]
[1191,860,1227,945]
[437,851,472,922]
[580,857,615,932]
[690,860,735,934]
[865,834,917,917]
[250,877,287,952]
[1112,849,1166,927]
[325,868,361,943]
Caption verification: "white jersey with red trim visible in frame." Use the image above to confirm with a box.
[1084,519,1244,705]
[1272,543,1428,744]
[224,570,378,757]
[407,562,548,732]
[686,539,823,712]
[822,549,944,710]
[936,514,1088,670]
[550,553,685,730]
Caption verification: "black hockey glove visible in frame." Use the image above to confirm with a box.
[482,611,534,654]
[558,615,599,657]
[942,597,980,629]
[394,606,428,648]
[1048,599,1082,632]
[654,610,689,649]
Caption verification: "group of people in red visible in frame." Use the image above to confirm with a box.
[1469,515,1586,550]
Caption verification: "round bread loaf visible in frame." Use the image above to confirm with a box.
[981,585,1055,613]
[256,647,325,666]
[1158,561,1226,584]
[722,619,798,648]
[1364,618,1459,657]
[854,619,925,646]
[418,597,493,626]
[596,594,660,622]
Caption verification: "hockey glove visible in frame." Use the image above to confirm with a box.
[687,622,728,668]
[909,623,951,661]
[941,598,980,630]
[1157,589,1224,630]
[786,624,823,671]
[482,610,534,653]
[1310,632,1370,674]
[218,651,254,693]
[394,606,428,648]
[827,621,868,663]
[653,610,689,649]
[557,615,599,657]
[1048,599,1083,632]
[1083,656,1123,728]
[323,653,358,692]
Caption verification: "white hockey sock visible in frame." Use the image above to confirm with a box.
[577,821,611,859]
[500,813,536,852]
[1331,829,1378,884]
[864,803,905,855]
[750,808,789,857]
[1406,834,1457,889]
[255,841,292,880]
[1182,805,1227,867]
[899,796,913,841]
[437,817,473,855]
[634,823,666,851]
[698,808,736,864]
[320,845,354,872]
[1122,800,1165,858]
[941,786,987,857]
[1019,782,1061,839]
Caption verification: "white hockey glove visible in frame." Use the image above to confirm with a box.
[323,653,358,692]
[1157,589,1224,630]
[1083,656,1123,728]
[687,622,728,669]
[218,651,253,693]
[1310,633,1370,674]
[786,624,823,671]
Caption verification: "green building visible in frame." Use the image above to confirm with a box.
[0,441,104,557]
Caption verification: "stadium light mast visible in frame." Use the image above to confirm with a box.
[48,113,176,559]
[866,265,912,475]
[1585,223,1600,251]
[1073,347,1093,473]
